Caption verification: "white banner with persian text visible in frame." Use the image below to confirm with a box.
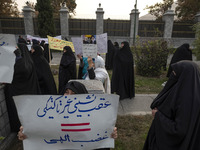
[96,33,107,54]
[82,44,97,58]
[14,94,119,150]
[71,37,82,55]
[0,34,16,83]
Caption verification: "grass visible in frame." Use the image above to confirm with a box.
[113,115,153,150]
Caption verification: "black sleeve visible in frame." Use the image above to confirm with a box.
[87,67,96,79]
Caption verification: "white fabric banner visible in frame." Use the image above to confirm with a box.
[14,94,119,150]
[0,34,16,83]
[27,35,62,44]
[96,33,108,54]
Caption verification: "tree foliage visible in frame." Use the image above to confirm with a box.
[0,0,19,17]
[176,0,200,21]
[35,0,55,37]
[51,0,77,17]
[145,0,174,20]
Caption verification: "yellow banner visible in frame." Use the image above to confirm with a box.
[47,35,75,52]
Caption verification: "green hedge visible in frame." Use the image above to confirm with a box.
[132,38,169,77]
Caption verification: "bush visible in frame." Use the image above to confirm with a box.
[132,38,169,77]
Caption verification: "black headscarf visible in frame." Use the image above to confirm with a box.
[105,40,115,70]
[59,46,76,94]
[4,43,41,132]
[113,42,119,49]
[61,81,88,95]
[31,45,57,94]
[167,43,192,77]
[111,41,135,99]
[143,60,200,150]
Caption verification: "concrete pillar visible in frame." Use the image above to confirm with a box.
[96,3,104,35]
[162,10,175,39]
[59,3,69,39]
[22,5,35,35]
[130,9,140,45]
[195,11,200,22]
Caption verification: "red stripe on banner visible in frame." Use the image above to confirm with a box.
[61,128,91,132]
[61,123,90,126]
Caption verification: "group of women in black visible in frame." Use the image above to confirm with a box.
[5,41,78,133]
[6,39,200,150]
[106,40,135,100]
[4,42,58,132]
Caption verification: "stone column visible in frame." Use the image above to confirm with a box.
[96,3,104,35]
[130,9,140,45]
[195,11,200,22]
[22,5,35,35]
[162,10,175,38]
[59,3,69,39]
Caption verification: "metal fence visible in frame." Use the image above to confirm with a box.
[69,19,96,35]
[104,19,130,36]
[138,20,164,37]
[172,21,195,38]
[0,17,197,38]
[0,17,25,35]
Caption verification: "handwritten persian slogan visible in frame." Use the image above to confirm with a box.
[96,33,107,54]
[14,94,119,150]
[0,34,16,83]
[48,35,75,52]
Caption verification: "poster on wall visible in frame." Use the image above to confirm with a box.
[14,94,119,150]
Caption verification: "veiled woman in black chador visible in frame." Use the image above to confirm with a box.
[111,41,135,100]
[167,43,192,77]
[31,45,57,95]
[4,43,41,132]
[143,60,200,150]
[105,40,115,70]
[58,46,76,94]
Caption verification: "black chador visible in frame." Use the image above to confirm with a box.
[31,45,57,94]
[105,40,115,70]
[59,46,76,94]
[111,41,135,100]
[143,61,200,150]
[4,43,41,132]
[167,43,192,77]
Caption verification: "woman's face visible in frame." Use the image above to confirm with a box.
[121,43,124,48]
[31,47,35,54]
[64,89,75,95]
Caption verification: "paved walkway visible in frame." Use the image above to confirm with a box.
[117,94,157,116]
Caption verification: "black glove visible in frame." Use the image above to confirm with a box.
[14,49,21,57]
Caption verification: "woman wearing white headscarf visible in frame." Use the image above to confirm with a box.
[85,55,111,94]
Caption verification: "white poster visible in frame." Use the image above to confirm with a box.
[82,44,97,58]
[14,94,119,150]
[71,37,82,55]
[0,34,16,83]
[96,33,108,54]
